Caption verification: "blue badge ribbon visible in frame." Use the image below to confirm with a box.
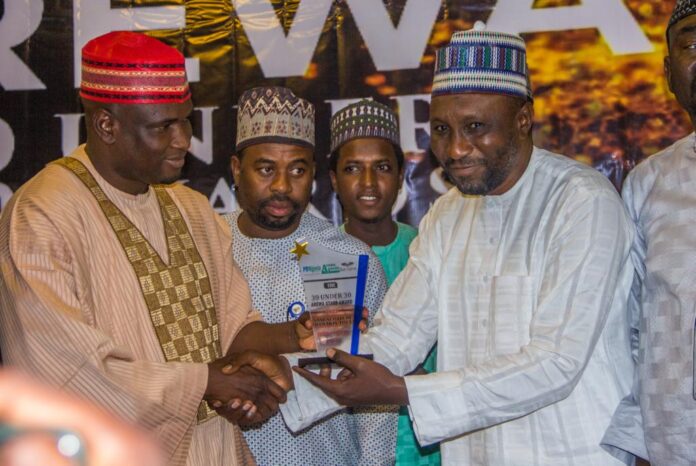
[287,301,306,321]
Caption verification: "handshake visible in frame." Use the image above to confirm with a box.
[203,307,369,426]
[204,351,294,426]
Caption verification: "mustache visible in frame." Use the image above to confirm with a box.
[259,194,300,210]
[444,157,487,169]
[428,147,487,170]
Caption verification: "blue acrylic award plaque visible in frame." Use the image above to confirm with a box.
[291,238,368,356]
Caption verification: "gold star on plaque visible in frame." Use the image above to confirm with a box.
[290,240,310,261]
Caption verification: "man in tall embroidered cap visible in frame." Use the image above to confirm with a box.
[223,86,397,466]
[602,2,696,465]
[328,99,439,465]
[0,31,316,466]
[269,22,637,465]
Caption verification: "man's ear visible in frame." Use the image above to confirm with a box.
[329,169,338,192]
[231,154,242,187]
[517,101,534,137]
[398,166,405,188]
[665,55,675,93]
[92,108,117,145]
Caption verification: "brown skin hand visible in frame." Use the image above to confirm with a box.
[330,137,403,247]
[666,14,696,129]
[294,348,409,406]
[204,314,317,422]
[228,312,315,356]
[222,351,294,391]
[205,356,287,424]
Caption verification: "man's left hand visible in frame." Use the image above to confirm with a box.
[292,348,408,406]
[295,313,315,351]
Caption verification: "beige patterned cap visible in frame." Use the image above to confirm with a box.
[236,86,315,152]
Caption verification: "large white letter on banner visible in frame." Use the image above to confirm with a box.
[0,119,15,171]
[390,94,431,153]
[54,113,83,156]
[0,0,45,90]
[189,107,216,165]
[346,0,441,71]
[0,183,14,210]
[232,0,333,78]
[488,0,652,55]
[72,0,198,87]
[209,177,238,214]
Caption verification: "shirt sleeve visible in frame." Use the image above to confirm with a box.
[601,173,648,461]
[352,252,398,464]
[403,187,634,445]
[0,193,208,460]
[279,353,344,431]
[362,207,442,377]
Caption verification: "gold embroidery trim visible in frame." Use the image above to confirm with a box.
[54,157,220,423]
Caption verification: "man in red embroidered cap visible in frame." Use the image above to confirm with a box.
[0,31,305,466]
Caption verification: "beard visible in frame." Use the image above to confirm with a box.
[439,136,519,196]
[247,194,302,231]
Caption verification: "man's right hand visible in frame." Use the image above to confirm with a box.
[221,351,293,391]
[204,354,287,424]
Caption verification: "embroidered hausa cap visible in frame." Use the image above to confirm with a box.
[670,0,696,31]
[329,99,400,153]
[235,86,315,152]
[432,21,532,101]
[80,31,190,105]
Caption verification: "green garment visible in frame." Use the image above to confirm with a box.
[341,222,440,465]
[370,222,418,286]
[395,347,439,466]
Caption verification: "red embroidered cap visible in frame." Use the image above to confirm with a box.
[80,31,191,105]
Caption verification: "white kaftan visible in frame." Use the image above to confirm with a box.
[282,147,635,466]
[604,134,696,466]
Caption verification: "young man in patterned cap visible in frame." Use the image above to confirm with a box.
[329,99,439,465]
[602,2,696,464]
[276,23,636,465]
[223,86,396,466]
[0,31,310,466]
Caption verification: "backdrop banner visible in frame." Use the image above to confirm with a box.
[0,0,689,227]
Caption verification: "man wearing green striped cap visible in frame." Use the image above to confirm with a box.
[279,22,635,466]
